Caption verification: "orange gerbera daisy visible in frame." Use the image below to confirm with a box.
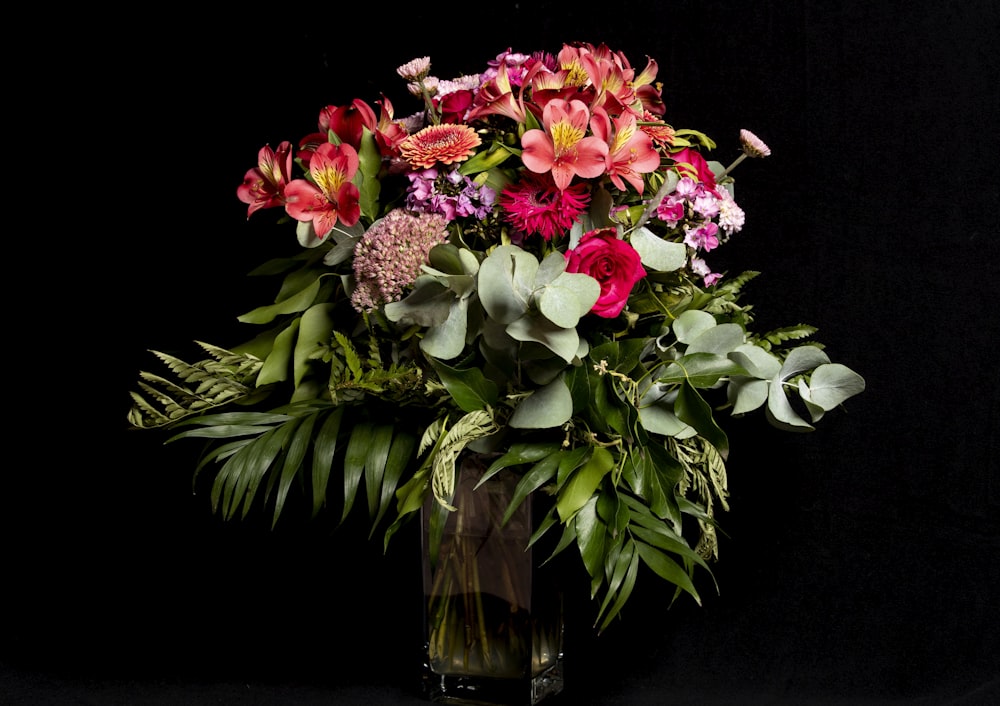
[398,123,482,169]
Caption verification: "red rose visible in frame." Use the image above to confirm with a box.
[564,228,646,318]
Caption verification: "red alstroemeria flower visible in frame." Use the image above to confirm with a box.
[591,108,660,195]
[521,98,609,191]
[236,141,294,218]
[283,142,361,237]
[298,99,377,167]
[320,99,377,149]
[374,94,410,157]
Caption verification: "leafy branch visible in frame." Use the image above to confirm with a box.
[126,342,269,429]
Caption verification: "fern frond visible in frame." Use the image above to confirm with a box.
[716,269,760,295]
[762,324,819,347]
[127,345,266,430]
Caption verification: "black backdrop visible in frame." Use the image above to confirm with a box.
[5,2,998,704]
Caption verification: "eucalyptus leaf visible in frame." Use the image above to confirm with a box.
[478,245,536,324]
[506,314,581,363]
[509,375,573,429]
[537,271,600,328]
[672,309,717,344]
[802,363,866,410]
[685,323,746,355]
[384,278,453,326]
[420,296,470,360]
[630,226,688,272]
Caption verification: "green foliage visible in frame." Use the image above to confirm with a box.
[127,343,268,429]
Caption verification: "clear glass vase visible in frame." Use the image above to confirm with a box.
[420,453,565,705]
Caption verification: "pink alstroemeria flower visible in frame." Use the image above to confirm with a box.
[236,141,294,218]
[577,43,637,115]
[591,108,660,195]
[466,61,534,123]
[521,98,609,191]
[283,142,361,237]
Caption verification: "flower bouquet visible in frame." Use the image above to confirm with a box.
[128,41,864,657]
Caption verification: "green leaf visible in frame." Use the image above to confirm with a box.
[237,275,327,325]
[364,424,395,520]
[457,140,518,175]
[420,296,470,360]
[311,407,344,518]
[509,375,573,429]
[634,540,701,604]
[478,245,535,324]
[672,309,717,344]
[371,430,416,534]
[341,422,374,525]
[501,451,561,526]
[622,445,683,525]
[356,127,382,221]
[482,442,563,481]
[574,495,606,580]
[536,270,600,328]
[293,303,335,390]
[685,323,746,355]
[675,380,729,459]
[557,446,615,522]
[271,412,317,527]
[506,314,582,363]
[765,346,833,431]
[429,358,500,412]
[596,539,639,632]
[257,319,298,386]
[657,352,747,388]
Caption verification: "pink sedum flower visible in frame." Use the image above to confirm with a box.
[564,228,646,318]
[350,209,450,312]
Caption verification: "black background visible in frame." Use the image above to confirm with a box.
[5,2,998,704]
